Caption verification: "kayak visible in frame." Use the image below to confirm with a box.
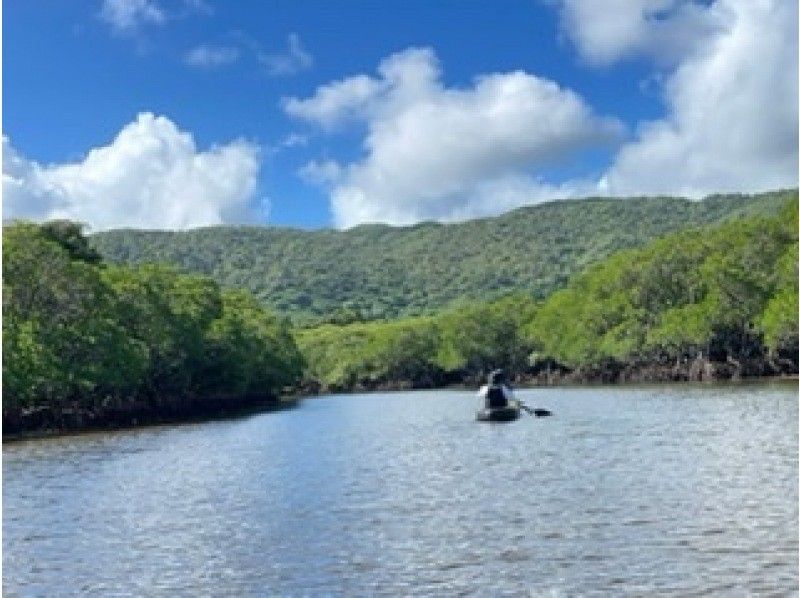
[475,400,521,422]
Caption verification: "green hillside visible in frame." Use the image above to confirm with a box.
[295,200,798,391]
[91,190,795,323]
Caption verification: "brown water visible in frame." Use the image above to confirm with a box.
[3,383,798,595]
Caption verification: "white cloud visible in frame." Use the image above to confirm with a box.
[297,159,342,185]
[285,47,622,227]
[597,0,799,197]
[99,0,211,38]
[99,0,166,36]
[185,44,239,68]
[258,33,313,76]
[261,133,310,159]
[3,113,263,231]
[283,74,384,131]
[556,0,722,66]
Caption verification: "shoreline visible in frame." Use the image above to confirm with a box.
[4,374,796,443]
[2,395,298,444]
[297,353,799,394]
[296,372,799,396]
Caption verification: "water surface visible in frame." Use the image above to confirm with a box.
[4,383,798,595]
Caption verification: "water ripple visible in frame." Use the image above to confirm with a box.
[3,383,798,595]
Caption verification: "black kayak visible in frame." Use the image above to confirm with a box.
[475,400,521,422]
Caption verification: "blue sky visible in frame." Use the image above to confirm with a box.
[3,0,797,230]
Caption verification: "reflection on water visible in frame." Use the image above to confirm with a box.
[4,383,798,595]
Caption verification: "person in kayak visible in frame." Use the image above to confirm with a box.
[478,369,515,409]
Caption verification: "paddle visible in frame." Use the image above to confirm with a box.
[518,402,552,417]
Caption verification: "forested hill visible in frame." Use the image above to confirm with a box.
[91,190,795,323]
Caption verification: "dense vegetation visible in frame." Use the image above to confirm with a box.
[3,221,303,432]
[296,294,538,390]
[91,191,792,323]
[295,200,798,391]
[3,192,796,433]
[527,200,798,371]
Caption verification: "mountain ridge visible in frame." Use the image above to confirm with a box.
[90,189,796,323]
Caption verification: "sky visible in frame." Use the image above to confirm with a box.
[2,0,798,231]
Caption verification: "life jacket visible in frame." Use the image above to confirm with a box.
[486,385,508,408]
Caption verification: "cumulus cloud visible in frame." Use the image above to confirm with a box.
[556,0,722,66]
[285,47,622,227]
[185,44,240,68]
[99,0,166,35]
[283,74,383,131]
[258,33,313,76]
[3,113,263,231]
[595,0,799,197]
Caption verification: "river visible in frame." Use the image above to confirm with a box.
[3,383,798,595]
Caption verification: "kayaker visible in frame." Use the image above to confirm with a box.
[478,369,514,409]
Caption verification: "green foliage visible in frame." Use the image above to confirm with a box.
[91,191,793,323]
[295,294,538,389]
[294,198,797,390]
[528,201,799,367]
[295,316,442,389]
[759,204,799,352]
[100,264,223,398]
[3,221,303,414]
[202,290,304,396]
[39,220,103,264]
[3,223,146,408]
[435,294,538,374]
[319,304,366,326]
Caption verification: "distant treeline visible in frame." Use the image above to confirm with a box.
[3,221,303,433]
[296,200,798,391]
[90,190,793,323]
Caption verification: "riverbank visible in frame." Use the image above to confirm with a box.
[5,355,796,441]
[2,394,298,442]
[518,354,799,386]
[294,354,799,395]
